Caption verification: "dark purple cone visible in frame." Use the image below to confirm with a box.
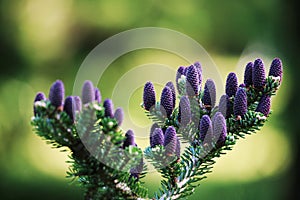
[166,81,176,109]
[175,137,180,158]
[95,88,101,103]
[219,94,231,118]
[244,62,253,87]
[49,80,64,108]
[123,130,135,148]
[176,66,186,96]
[103,99,114,118]
[194,62,202,86]
[160,86,174,118]
[213,113,227,148]
[33,92,46,115]
[233,88,247,117]
[164,126,177,156]
[143,82,156,111]
[253,58,266,89]
[150,128,164,148]
[199,115,213,141]
[225,72,238,97]
[269,58,283,82]
[64,96,75,122]
[82,81,95,104]
[256,95,271,116]
[114,107,124,126]
[178,96,191,126]
[74,96,82,112]
[186,65,199,96]
[202,79,216,108]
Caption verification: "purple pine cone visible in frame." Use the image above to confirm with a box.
[160,86,174,118]
[199,115,213,142]
[256,95,271,116]
[176,66,186,96]
[164,126,177,156]
[166,81,176,109]
[213,113,227,148]
[150,128,164,148]
[175,137,180,158]
[49,80,65,108]
[95,88,101,103]
[33,92,46,115]
[82,80,95,104]
[103,99,114,118]
[253,58,266,89]
[114,107,124,126]
[74,96,82,112]
[269,58,283,82]
[202,79,216,108]
[233,88,247,117]
[194,62,202,86]
[219,94,231,118]
[244,62,253,87]
[64,96,75,122]
[178,96,191,126]
[123,130,135,148]
[143,82,156,111]
[186,65,199,96]
[225,72,238,97]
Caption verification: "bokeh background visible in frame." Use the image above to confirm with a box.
[0,0,299,199]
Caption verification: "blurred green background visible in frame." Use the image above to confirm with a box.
[0,0,299,199]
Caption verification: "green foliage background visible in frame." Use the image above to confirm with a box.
[0,0,298,199]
